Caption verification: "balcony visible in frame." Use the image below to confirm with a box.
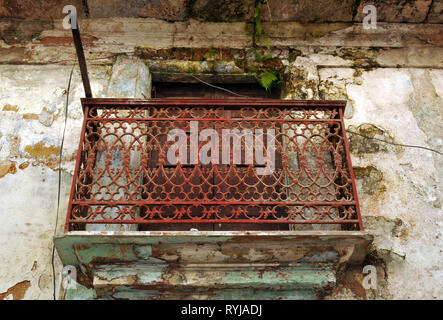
[55,98,371,300]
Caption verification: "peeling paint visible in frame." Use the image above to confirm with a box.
[22,141,61,170]
[354,166,385,195]
[334,48,381,70]
[0,160,17,178]
[2,104,18,112]
[0,280,31,300]
[38,36,97,46]
[408,69,443,152]
[348,123,399,154]
[24,141,60,159]
[18,161,29,170]
[75,244,139,264]
[327,266,368,300]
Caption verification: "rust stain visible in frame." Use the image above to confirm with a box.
[2,104,18,112]
[151,246,179,262]
[432,31,443,46]
[0,281,31,300]
[334,269,367,299]
[39,36,97,45]
[19,161,30,170]
[50,107,62,121]
[23,113,39,120]
[0,160,17,178]
[74,244,90,251]
[23,141,61,170]
[24,141,60,159]
[21,107,61,125]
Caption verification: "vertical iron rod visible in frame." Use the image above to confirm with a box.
[72,25,92,98]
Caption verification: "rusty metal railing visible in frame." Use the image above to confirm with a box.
[65,98,363,231]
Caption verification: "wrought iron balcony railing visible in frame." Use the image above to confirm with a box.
[65,98,363,231]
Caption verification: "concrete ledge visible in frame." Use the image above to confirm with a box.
[55,231,372,300]
[55,231,372,266]
[93,264,336,290]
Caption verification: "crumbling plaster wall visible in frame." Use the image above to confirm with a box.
[0,64,111,299]
[321,67,442,299]
[280,41,442,299]
[0,16,442,299]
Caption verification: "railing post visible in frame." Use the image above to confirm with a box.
[71,21,92,98]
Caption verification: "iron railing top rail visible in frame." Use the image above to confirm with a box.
[80,98,347,111]
[81,98,347,104]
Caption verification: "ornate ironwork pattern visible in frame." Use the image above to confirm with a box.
[65,99,363,230]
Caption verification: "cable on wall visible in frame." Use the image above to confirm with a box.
[346,130,442,156]
[189,74,443,157]
[51,63,75,300]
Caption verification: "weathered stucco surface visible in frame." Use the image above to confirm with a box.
[320,67,442,299]
[0,1,442,299]
[0,64,110,299]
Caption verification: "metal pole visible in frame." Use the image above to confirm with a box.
[71,24,92,98]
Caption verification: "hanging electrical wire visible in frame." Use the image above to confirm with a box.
[51,63,75,300]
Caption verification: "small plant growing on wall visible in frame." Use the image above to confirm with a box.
[252,0,279,91]
[258,70,279,91]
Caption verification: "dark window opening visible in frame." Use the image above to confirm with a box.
[143,82,286,231]
[152,82,280,99]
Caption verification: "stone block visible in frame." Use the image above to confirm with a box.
[0,18,52,44]
[0,0,86,19]
[87,0,149,18]
[354,0,433,23]
[88,0,189,21]
[138,0,188,21]
[191,0,254,22]
[261,0,357,23]
[427,0,443,23]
